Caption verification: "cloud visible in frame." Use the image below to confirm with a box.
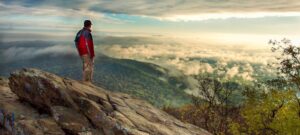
[0,36,274,83]
[1,43,77,63]
[0,1,127,33]
[2,0,300,21]
[0,2,104,19]
[98,36,276,81]
[165,58,214,75]
[157,12,300,21]
[226,66,239,78]
[92,0,300,21]
[100,36,274,65]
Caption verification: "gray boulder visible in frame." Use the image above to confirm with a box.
[0,68,211,135]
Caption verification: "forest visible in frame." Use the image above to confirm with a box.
[163,39,300,135]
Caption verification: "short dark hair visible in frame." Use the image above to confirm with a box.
[84,20,92,27]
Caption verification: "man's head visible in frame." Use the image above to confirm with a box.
[84,20,92,29]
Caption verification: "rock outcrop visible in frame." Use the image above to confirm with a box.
[0,68,211,135]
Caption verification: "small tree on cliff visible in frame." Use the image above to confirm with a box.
[229,39,300,134]
[270,38,300,115]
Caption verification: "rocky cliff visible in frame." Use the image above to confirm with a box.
[0,68,210,135]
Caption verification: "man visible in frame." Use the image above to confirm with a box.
[74,20,95,83]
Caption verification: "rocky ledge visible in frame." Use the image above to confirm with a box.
[0,68,210,135]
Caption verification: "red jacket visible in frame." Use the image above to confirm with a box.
[74,28,95,58]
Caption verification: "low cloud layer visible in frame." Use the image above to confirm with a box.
[1,36,276,82]
[0,37,277,97]
[98,36,275,80]
[1,42,77,63]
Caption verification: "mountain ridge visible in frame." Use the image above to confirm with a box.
[0,54,191,107]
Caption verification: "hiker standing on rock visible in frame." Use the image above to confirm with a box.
[74,20,95,83]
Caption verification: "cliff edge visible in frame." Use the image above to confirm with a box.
[0,68,210,135]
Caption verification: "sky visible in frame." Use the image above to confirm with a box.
[1,0,298,84]
[1,0,300,45]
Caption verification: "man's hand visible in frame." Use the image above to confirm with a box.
[91,57,95,65]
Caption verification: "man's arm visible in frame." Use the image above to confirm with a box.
[87,32,95,58]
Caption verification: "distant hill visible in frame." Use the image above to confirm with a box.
[0,41,276,107]
[0,53,190,107]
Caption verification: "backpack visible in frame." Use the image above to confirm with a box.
[74,29,83,48]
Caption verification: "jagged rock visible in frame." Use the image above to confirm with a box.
[16,118,65,135]
[50,106,91,134]
[0,77,65,135]
[0,68,211,135]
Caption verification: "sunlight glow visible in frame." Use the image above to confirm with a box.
[157,12,300,22]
